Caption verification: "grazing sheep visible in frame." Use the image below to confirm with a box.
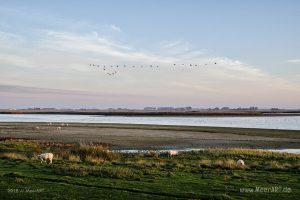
[168,150,178,156]
[237,159,245,167]
[57,127,61,131]
[48,122,52,126]
[35,126,40,130]
[38,153,54,164]
[66,123,69,127]
[61,123,65,127]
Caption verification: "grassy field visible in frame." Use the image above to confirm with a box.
[0,139,299,199]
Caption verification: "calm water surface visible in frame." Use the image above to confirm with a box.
[0,114,300,130]
[116,149,300,154]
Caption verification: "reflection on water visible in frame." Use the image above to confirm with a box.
[0,114,300,130]
[116,148,300,155]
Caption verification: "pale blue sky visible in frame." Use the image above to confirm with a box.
[0,0,300,108]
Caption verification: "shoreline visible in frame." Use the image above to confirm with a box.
[1,110,300,117]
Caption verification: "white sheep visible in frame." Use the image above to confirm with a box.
[38,153,54,164]
[35,126,40,130]
[57,127,61,131]
[48,122,52,126]
[168,150,178,156]
[237,159,245,167]
[61,123,65,127]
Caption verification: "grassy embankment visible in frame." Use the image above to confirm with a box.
[0,139,299,199]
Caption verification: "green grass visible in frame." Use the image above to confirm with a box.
[0,139,299,199]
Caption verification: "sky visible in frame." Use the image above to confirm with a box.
[0,0,300,109]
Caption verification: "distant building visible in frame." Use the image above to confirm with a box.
[249,107,258,110]
[185,106,192,111]
[157,107,174,111]
[144,107,157,111]
[271,108,279,111]
[28,107,41,110]
[42,108,56,110]
[236,107,258,111]
[174,107,192,111]
[221,107,230,110]
[174,107,186,111]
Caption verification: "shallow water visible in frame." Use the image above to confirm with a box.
[115,148,300,155]
[1,114,300,130]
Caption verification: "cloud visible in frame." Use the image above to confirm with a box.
[109,24,121,32]
[160,40,190,51]
[38,30,176,64]
[0,84,153,109]
[286,59,300,64]
[159,39,206,58]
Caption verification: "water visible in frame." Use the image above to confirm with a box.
[270,149,300,154]
[116,148,300,155]
[0,114,300,130]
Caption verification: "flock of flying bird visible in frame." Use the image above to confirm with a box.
[89,62,218,76]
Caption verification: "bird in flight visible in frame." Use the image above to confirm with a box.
[89,61,218,76]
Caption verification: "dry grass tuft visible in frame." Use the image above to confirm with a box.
[207,148,300,159]
[199,159,212,168]
[85,155,105,165]
[58,150,71,160]
[223,159,237,169]
[293,162,300,170]
[68,154,81,162]
[147,151,158,157]
[265,161,285,170]
[0,152,27,160]
[214,160,224,168]
[72,143,118,161]
[137,159,147,165]
[249,161,260,169]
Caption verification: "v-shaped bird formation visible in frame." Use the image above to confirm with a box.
[89,62,218,76]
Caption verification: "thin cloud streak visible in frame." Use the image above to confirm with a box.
[286,59,300,64]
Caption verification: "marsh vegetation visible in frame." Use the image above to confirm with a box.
[0,139,299,199]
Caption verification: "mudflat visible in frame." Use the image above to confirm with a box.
[0,122,299,149]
